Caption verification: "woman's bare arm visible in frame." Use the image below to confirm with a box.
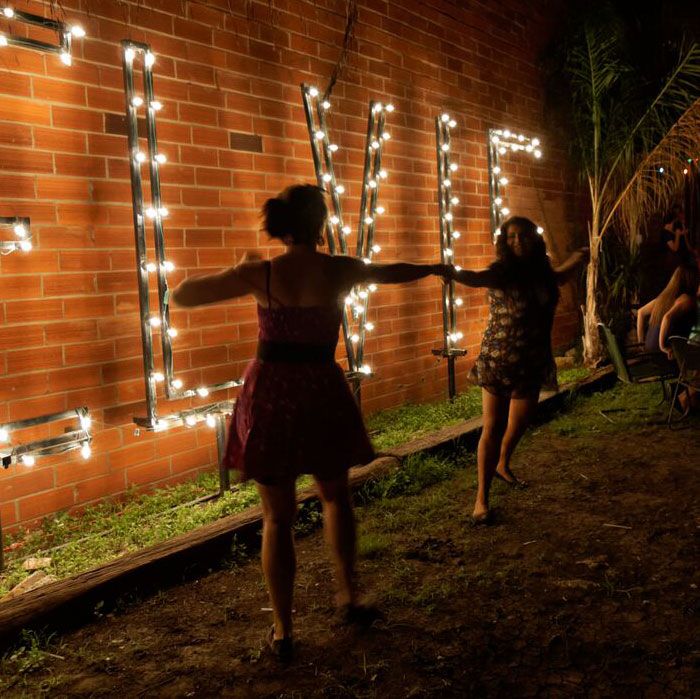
[554,248,589,285]
[659,294,694,355]
[636,299,654,344]
[172,261,259,307]
[336,257,450,288]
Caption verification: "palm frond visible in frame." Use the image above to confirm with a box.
[604,99,700,238]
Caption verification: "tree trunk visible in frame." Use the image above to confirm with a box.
[582,239,604,365]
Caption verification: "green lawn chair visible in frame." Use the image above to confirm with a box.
[597,323,677,402]
[667,336,700,424]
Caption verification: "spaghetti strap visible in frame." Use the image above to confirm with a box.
[265,260,272,308]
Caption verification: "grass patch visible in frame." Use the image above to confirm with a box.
[0,366,590,599]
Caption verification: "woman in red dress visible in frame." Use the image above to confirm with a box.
[174,184,448,659]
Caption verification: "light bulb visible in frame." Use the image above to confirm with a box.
[455,297,463,306]
[329,144,339,152]
[376,206,385,215]
[368,179,377,188]
[185,415,197,427]
[0,35,7,47]
[445,248,453,257]
[385,104,395,112]
[335,184,345,194]
[451,196,459,205]
[81,442,91,460]
[155,153,167,164]
[683,168,688,175]
[371,140,380,150]
[503,130,511,138]
[150,101,163,111]
[149,316,161,327]
[163,260,175,272]
[158,207,169,218]
[19,240,32,251]
[499,177,508,185]
[534,150,542,158]
[60,51,72,66]
[517,134,525,142]
[455,265,462,271]
[79,413,92,434]
[493,166,501,174]
[441,113,450,122]
[152,372,164,382]
[145,262,157,272]
[344,295,353,305]
[206,414,217,428]
[448,119,456,128]
[491,135,500,144]
[0,428,8,442]
[372,244,381,253]
[364,216,373,225]
[494,197,502,206]
[167,327,178,338]
[358,290,368,299]
[355,303,365,313]
[365,322,374,331]
[360,365,372,375]
[135,151,147,163]
[308,86,319,97]
[351,334,359,343]
[21,454,35,467]
[362,258,371,265]
[341,225,351,235]
[452,231,461,239]
[525,144,533,152]
[124,47,136,62]
[145,207,157,219]
[510,143,519,152]
[196,387,209,397]
[3,7,14,18]
[132,96,144,107]
[144,52,156,67]
[171,378,183,389]
[501,207,510,216]
[441,143,450,152]
[531,138,540,147]
[330,215,340,225]
[13,223,26,237]
[322,100,331,110]
[71,25,86,38]
[322,173,332,183]
[381,131,391,140]
[155,420,168,432]
[449,163,458,172]
[443,179,451,188]
[444,212,453,222]
[379,169,388,179]
[499,147,507,155]
[315,130,325,140]
[373,102,383,112]
[536,226,544,235]
[368,284,377,292]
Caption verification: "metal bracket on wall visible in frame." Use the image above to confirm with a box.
[0,6,85,65]
[0,216,32,254]
[301,84,394,399]
[121,40,241,494]
[431,114,467,400]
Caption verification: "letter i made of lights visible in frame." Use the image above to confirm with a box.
[121,41,242,493]
[431,114,467,400]
[0,408,92,571]
[488,128,543,241]
[301,84,393,394]
[0,5,85,65]
[0,216,32,254]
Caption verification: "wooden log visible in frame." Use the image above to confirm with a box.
[0,368,612,646]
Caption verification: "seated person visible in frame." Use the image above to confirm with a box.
[637,263,699,355]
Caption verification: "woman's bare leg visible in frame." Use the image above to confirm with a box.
[256,479,297,640]
[473,388,510,519]
[315,473,357,607]
[495,390,539,483]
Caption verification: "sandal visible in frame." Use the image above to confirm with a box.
[338,603,383,627]
[266,625,294,662]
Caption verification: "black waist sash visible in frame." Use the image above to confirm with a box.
[256,340,336,363]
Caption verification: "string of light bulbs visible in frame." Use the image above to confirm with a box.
[488,128,544,241]
[0,216,32,254]
[431,113,467,399]
[0,6,85,65]
[301,84,394,384]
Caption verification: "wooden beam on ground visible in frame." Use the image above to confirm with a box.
[0,368,612,646]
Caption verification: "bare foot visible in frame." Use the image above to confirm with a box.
[495,467,527,488]
[472,501,489,523]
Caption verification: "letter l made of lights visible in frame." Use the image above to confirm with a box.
[301,84,392,399]
[121,41,242,494]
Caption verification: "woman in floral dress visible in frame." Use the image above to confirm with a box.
[450,216,587,523]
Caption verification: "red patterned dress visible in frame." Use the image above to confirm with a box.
[223,296,375,485]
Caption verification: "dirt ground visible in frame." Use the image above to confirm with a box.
[1,384,699,697]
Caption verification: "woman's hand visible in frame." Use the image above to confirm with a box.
[242,250,263,263]
[433,263,455,280]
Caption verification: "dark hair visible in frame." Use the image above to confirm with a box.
[494,215,559,307]
[650,261,700,327]
[662,206,683,225]
[262,184,327,245]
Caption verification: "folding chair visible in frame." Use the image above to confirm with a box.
[667,336,700,424]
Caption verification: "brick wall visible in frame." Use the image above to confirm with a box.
[0,0,581,532]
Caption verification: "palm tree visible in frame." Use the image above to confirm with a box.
[549,4,700,363]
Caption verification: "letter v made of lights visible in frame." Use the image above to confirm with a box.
[121,42,240,493]
[301,84,393,397]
